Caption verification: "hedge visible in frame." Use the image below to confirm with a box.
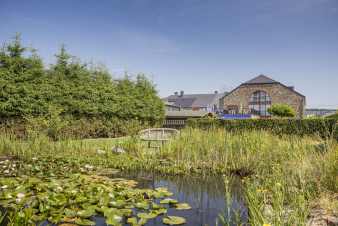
[186,118,338,139]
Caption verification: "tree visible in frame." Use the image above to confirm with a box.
[0,34,45,117]
[0,34,165,136]
[268,104,296,118]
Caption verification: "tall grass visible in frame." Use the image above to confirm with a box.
[159,128,337,225]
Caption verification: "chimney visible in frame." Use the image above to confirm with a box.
[174,91,178,96]
[180,90,184,97]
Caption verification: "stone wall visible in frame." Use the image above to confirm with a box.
[222,83,306,118]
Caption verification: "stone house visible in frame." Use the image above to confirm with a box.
[220,75,306,118]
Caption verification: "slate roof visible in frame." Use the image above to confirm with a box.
[173,98,196,108]
[242,74,279,85]
[164,93,223,108]
[165,110,209,118]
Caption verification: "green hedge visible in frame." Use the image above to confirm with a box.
[186,118,338,139]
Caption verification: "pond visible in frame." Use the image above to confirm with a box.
[93,171,248,226]
[0,160,248,226]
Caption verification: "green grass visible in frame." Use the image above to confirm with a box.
[0,128,337,226]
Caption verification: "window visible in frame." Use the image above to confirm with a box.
[227,105,239,115]
[249,91,271,116]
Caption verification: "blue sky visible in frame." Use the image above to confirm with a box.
[0,0,337,108]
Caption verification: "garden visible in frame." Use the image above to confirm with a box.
[0,35,337,226]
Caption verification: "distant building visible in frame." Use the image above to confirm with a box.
[162,91,224,112]
[220,75,306,118]
[164,102,181,111]
[163,110,210,128]
[305,108,337,117]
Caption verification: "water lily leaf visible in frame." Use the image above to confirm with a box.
[39,203,50,213]
[127,217,138,225]
[120,208,132,217]
[62,216,76,223]
[98,194,111,206]
[109,199,126,208]
[77,209,95,218]
[139,218,148,225]
[137,212,157,219]
[160,198,178,205]
[152,203,161,209]
[153,208,167,215]
[31,213,46,222]
[163,216,186,225]
[103,208,123,225]
[74,218,96,226]
[127,217,148,226]
[106,216,122,226]
[135,201,149,210]
[49,215,63,224]
[175,203,191,210]
[155,187,173,198]
[75,195,88,203]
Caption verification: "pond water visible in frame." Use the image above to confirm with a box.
[94,171,248,226]
[0,171,248,226]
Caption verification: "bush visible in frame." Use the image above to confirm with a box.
[186,118,338,139]
[267,104,296,117]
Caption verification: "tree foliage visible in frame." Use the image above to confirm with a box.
[267,104,296,118]
[0,35,164,137]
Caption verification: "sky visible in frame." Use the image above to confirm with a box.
[0,0,337,108]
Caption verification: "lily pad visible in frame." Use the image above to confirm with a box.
[135,201,149,210]
[77,209,95,218]
[160,198,178,205]
[137,212,158,219]
[163,216,186,225]
[74,218,96,226]
[153,208,167,215]
[127,217,138,225]
[154,187,173,198]
[175,203,191,210]
[127,217,147,226]
[106,215,122,226]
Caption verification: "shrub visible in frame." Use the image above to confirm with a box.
[186,118,338,139]
[267,104,296,117]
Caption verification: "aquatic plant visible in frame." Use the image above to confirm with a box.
[0,157,189,225]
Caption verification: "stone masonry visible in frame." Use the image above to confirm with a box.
[222,83,306,118]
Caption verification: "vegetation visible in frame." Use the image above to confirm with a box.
[267,104,296,118]
[187,118,338,139]
[0,128,337,225]
[1,34,337,225]
[0,35,164,139]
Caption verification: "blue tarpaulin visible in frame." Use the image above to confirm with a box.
[219,114,253,120]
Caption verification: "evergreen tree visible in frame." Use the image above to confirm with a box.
[0,35,164,136]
